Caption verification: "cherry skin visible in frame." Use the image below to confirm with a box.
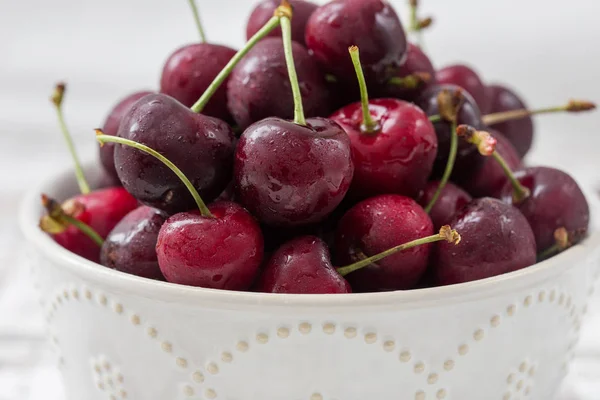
[373,43,436,102]
[436,64,487,112]
[334,194,434,292]
[227,38,330,130]
[100,91,152,180]
[432,197,536,285]
[100,206,168,280]
[156,201,264,290]
[499,166,590,252]
[330,98,437,199]
[462,130,522,198]
[418,181,472,229]
[234,117,354,227]
[114,93,235,214]
[246,0,318,46]
[416,84,485,183]
[160,43,236,120]
[485,84,534,158]
[256,236,352,294]
[52,187,139,263]
[305,0,407,85]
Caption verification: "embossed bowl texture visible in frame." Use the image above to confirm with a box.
[20,164,600,400]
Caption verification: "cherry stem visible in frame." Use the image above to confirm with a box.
[482,100,596,125]
[424,121,457,213]
[428,114,441,123]
[63,214,104,246]
[388,72,431,89]
[187,0,207,43]
[280,6,306,126]
[95,131,214,218]
[537,228,570,261]
[190,12,282,114]
[409,0,418,32]
[349,46,380,134]
[337,225,461,277]
[492,151,530,203]
[50,83,91,195]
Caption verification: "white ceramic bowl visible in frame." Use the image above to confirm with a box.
[20,164,600,400]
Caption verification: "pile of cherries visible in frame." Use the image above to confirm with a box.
[40,0,595,294]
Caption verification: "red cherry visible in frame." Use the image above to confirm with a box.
[436,64,487,112]
[417,181,472,229]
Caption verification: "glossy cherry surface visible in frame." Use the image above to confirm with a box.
[416,84,485,183]
[114,93,235,214]
[305,0,407,85]
[417,181,472,229]
[156,201,264,290]
[256,236,352,294]
[485,84,534,157]
[246,0,317,46]
[500,166,590,252]
[160,43,236,121]
[227,38,330,130]
[100,206,168,280]
[463,130,522,198]
[52,187,139,263]
[100,91,152,180]
[330,98,437,199]
[335,194,434,292]
[436,64,487,112]
[432,197,536,285]
[235,117,354,227]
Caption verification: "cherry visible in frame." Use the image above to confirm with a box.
[97,134,264,291]
[330,46,437,200]
[334,194,434,292]
[100,91,152,180]
[227,37,330,130]
[373,43,436,102]
[246,0,317,46]
[499,166,590,254]
[418,181,472,229]
[234,12,354,227]
[436,64,487,112]
[305,0,407,85]
[416,84,485,183]
[432,197,537,285]
[255,236,352,294]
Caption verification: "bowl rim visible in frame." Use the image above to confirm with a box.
[19,163,600,310]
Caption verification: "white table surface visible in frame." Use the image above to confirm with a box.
[1,0,599,398]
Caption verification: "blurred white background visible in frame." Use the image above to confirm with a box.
[0,0,599,399]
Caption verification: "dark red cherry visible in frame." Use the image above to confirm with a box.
[246,0,317,46]
[100,206,167,280]
[484,84,534,158]
[330,98,437,199]
[156,201,264,290]
[99,91,152,180]
[499,166,590,252]
[114,93,235,214]
[160,43,236,120]
[416,84,485,183]
[256,236,351,294]
[235,117,354,227]
[227,38,330,130]
[334,194,434,292]
[305,0,407,85]
[373,43,436,102]
[418,181,472,229]
[432,197,537,285]
[50,188,139,263]
[436,64,487,112]
[462,130,522,198]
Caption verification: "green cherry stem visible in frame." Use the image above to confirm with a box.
[482,99,596,125]
[95,131,214,218]
[337,225,461,277]
[428,114,441,123]
[492,151,530,203]
[62,214,104,246]
[187,0,207,42]
[424,121,457,213]
[50,83,91,195]
[190,10,283,114]
[280,5,307,126]
[349,45,380,134]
